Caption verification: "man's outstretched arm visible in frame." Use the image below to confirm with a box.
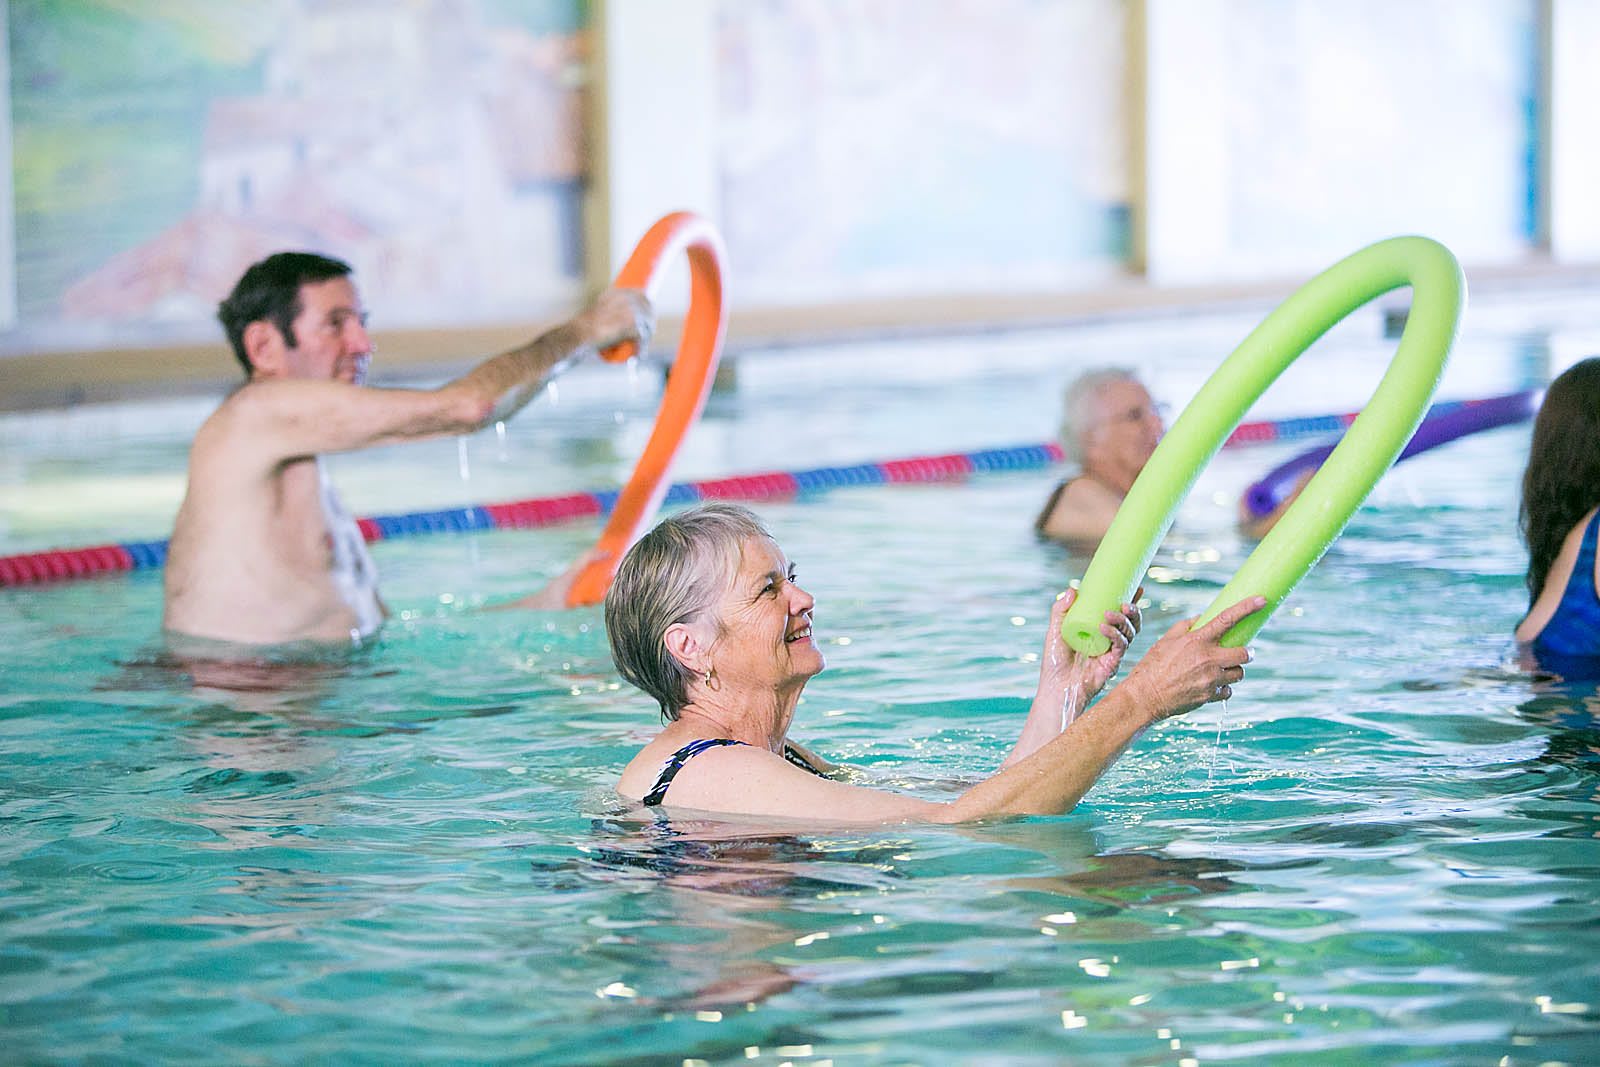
[444,288,652,427]
[225,288,652,465]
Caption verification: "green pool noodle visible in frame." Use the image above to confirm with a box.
[1060,235,1465,654]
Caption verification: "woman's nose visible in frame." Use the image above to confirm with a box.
[789,583,816,614]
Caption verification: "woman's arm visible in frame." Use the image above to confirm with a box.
[1514,508,1595,642]
[1000,587,1140,769]
[649,596,1265,825]
[1238,468,1313,540]
[948,595,1261,820]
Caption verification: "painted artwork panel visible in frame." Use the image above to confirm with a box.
[716,0,1131,306]
[7,0,589,354]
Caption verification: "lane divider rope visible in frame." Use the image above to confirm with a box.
[0,393,1527,588]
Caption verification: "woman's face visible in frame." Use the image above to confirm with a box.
[704,535,825,692]
[1087,379,1164,476]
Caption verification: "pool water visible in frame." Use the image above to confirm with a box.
[4,300,1600,1063]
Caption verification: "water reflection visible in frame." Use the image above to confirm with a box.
[538,806,1263,1017]
[109,637,372,716]
[542,813,907,1009]
[1517,683,1600,786]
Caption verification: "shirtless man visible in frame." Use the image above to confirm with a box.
[162,251,652,649]
[1035,368,1165,546]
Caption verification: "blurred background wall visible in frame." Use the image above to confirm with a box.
[0,0,1596,404]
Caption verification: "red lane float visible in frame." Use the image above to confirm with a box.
[564,212,728,607]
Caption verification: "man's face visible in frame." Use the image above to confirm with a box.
[1087,379,1164,474]
[274,277,372,384]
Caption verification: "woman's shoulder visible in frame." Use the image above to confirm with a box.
[1551,506,1598,577]
[617,733,701,801]
[1037,475,1120,543]
[1515,505,1600,644]
[618,732,771,803]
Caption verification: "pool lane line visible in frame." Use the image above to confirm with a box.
[0,443,1062,585]
[1241,389,1536,519]
[0,392,1525,588]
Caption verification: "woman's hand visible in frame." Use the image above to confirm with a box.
[1040,587,1142,708]
[1005,587,1144,768]
[1118,595,1267,723]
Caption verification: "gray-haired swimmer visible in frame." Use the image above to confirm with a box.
[606,502,1266,824]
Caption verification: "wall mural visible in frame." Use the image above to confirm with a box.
[714,0,1132,306]
[3,0,1544,355]
[7,0,588,354]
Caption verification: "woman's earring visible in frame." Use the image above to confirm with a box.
[703,665,717,689]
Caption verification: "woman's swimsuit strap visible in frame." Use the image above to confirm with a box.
[1532,509,1600,660]
[643,738,827,807]
[1033,478,1070,535]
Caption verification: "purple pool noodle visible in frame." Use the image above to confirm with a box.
[1243,390,1537,518]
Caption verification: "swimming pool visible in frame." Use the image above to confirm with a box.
[4,293,1600,1063]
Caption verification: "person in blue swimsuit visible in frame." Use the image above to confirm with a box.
[1515,357,1600,674]
[605,502,1265,822]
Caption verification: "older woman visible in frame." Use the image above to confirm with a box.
[1035,368,1166,546]
[605,503,1263,823]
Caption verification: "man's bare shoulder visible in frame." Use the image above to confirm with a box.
[199,379,318,429]
[190,382,313,477]
[191,384,260,444]
[179,389,296,519]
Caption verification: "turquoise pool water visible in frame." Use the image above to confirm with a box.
[4,302,1600,1063]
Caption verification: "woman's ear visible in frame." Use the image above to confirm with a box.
[663,621,709,675]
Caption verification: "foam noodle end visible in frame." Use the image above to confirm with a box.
[1064,624,1111,657]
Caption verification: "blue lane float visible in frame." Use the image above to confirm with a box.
[1241,389,1537,519]
[0,390,1524,588]
[0,442,1056,586]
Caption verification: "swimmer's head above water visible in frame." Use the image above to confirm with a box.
[218,251,371,384]
[604,502,1263,825]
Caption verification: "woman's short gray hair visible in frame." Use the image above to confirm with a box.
[604,502,773,720]
[1058,367,1143,465]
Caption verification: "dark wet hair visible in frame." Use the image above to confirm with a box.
[217,252,352,375]
[1520,356,1600,605]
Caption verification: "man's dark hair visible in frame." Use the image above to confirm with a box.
[217,252,353,375]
